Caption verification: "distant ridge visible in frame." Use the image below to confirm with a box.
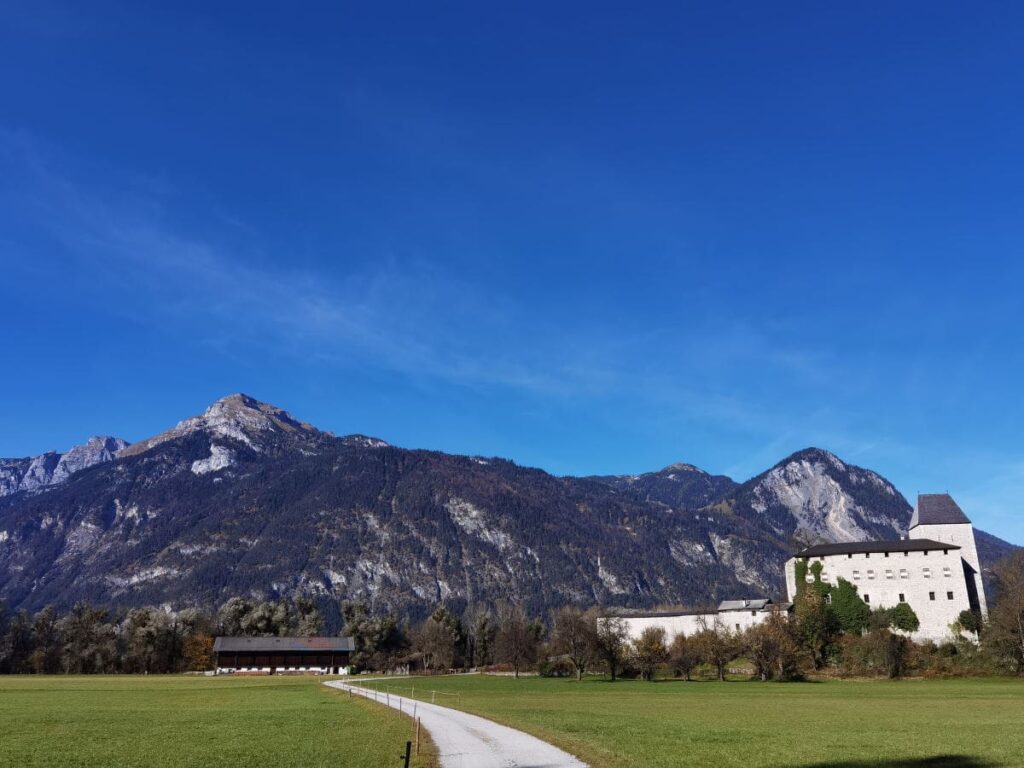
[0,395,1017,623]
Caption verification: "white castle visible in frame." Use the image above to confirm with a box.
[784,493,987,643]
[610,493,987,646]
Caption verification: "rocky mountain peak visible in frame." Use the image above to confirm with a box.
[659,462,709,476]
[780,446,847,472]
[52,436,130,484]
[736,446,909,545]
[0,435,130,497]
[120,394,327,457]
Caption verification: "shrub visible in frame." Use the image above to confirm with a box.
[538,656,575,677]
[829,578,871,634]
[887,603,921,633]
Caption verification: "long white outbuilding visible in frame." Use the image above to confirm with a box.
[608,598,789,642]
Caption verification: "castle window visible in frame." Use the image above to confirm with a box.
[947,591,954,600]
[943,549,949,555]
[751,611,757,616]
[899,569,909,579]
[885,569,894,580]
[863,594,870,604]
[735,624,740,631]
[904,551,909,557]
[923,568,931,578]
[824,593,832,605]
[853,570,860,580]
[943,567,952,578]
[924,551,929,556]
[884,552,890,558]
[865,553,870,558]
[929,592,936,601]
[899,593,906,602]
[848,553,853,559]
[867,570,875,579]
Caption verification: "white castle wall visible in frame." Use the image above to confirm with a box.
[909,522,988,617]
[785,545,972,643]
[614,607,776,642]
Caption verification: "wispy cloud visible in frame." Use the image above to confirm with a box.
[3,131,838,412]
[0,129,908,477]
[1,130,632,397]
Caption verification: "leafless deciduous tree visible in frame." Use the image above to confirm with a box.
[744,611,803,681]
[494,603,540,678]
[669,632,699,681]
[551,606,599,681]
[984,550,1024,675]
[633,626,668,681]
[594,615,630,681]
[694,616,740,682]
[412,613,458,671]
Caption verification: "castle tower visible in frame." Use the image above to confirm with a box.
[908,493,988,618]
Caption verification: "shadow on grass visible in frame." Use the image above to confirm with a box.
[590,677,825,684]
[799,757,999,768]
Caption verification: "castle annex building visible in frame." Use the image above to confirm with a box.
[785,494,987,643]
[610,598,789,643]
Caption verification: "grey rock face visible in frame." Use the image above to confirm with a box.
[119,393,327,458]
[730,447,911,545]
[52,436,130,484]
[0,436,129,497]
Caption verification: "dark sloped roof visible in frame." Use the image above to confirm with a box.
[213,636,355,653]
[608,608,712,619]
[718,599,772,612]
[794,538,959,558]
[911,494,971,527]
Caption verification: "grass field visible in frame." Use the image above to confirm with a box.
[359,674,1024,768]
[0,676,436,768]
[4,674,1022,768]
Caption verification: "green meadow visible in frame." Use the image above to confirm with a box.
[361,674,1024,768]
[0,676,435,768]
[4,674,1024,768]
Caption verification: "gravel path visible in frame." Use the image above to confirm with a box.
[324,679,588,768]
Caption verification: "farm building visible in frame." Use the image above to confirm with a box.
[785,493,987,643]
[608,598,790,642]
[213,636,355,674]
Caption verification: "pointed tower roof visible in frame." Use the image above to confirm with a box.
[911,493,971,528]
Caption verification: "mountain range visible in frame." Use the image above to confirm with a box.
[0,394,1016,625]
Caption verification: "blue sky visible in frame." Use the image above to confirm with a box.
[2,3,1023,541]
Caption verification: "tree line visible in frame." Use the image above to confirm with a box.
[0,596,324,674]
[2,550,1022,678]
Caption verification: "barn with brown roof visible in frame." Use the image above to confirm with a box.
[213,636,355,674]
